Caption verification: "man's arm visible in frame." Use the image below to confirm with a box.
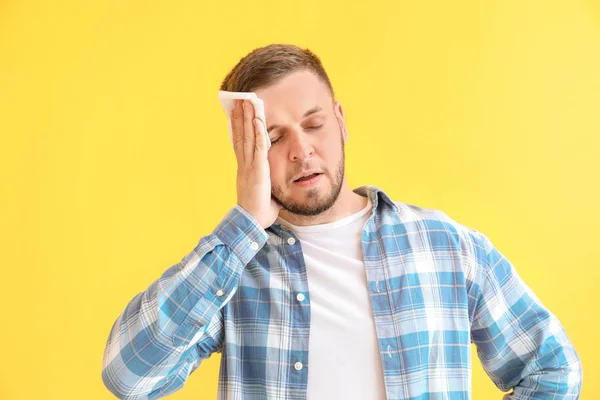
[470,232,583,399]
[101,205,268,399]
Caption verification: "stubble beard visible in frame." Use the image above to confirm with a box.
[271,143,345,217]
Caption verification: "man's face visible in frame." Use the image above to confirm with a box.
[254,70,347,217]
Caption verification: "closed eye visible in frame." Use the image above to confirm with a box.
[270,124,324,145]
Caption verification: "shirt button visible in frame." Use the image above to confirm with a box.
[250,241,259,250]
[216,289,224,297]
[287,237,296,245]
[294,361,303,371]
[296,293,305,302]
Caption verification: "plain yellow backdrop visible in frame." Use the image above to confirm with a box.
[1,0,598,398]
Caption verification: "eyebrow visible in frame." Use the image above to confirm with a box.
[267,106,323,133]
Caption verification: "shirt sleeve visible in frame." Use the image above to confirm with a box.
[470,231,583,399]
[101,205,268,399]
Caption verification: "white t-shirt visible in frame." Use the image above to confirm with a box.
[275,197,387,399]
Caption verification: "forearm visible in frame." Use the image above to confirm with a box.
[101,205,268,399]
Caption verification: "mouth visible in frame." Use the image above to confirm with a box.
[293,173,323,187]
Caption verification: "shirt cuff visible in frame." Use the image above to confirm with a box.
[212,204,269,266]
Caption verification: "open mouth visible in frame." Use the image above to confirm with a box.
[293,173,323,186]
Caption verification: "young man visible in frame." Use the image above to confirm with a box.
[102,44,582,399]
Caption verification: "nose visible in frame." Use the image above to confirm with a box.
[288,130,314,163]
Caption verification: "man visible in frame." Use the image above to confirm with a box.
[102,44,582,399]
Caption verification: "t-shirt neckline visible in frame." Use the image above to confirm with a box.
[276,196,372,233]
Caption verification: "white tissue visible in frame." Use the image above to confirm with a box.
[217,91,271,150]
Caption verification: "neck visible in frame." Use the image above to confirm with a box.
[277,178,369,226]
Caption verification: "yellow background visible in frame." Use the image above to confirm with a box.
[1,0,598,398]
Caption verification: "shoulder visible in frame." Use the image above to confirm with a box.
[362,185,491,257]
[391,200,491,259]
[389,200,495,305]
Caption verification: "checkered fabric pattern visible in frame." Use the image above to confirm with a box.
[102,185,582,399]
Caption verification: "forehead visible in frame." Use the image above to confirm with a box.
[254,70,333,122]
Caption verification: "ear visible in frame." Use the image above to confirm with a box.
[334,101,348,144]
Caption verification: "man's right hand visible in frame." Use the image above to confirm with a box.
[232,99,282,229]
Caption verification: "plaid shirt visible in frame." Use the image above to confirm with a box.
[102,185,582,399]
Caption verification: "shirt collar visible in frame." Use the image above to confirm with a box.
[353,185,399,213]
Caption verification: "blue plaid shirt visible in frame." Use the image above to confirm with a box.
[102,185,582,399]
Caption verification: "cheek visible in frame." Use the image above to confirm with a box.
[321,131,343,158]
[267,155,286,183]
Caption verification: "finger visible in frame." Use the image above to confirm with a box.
[231,100,244,164]
[242,100,256,165]
[253,118,267,157]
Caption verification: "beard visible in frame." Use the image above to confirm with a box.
[271,138,345,217]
